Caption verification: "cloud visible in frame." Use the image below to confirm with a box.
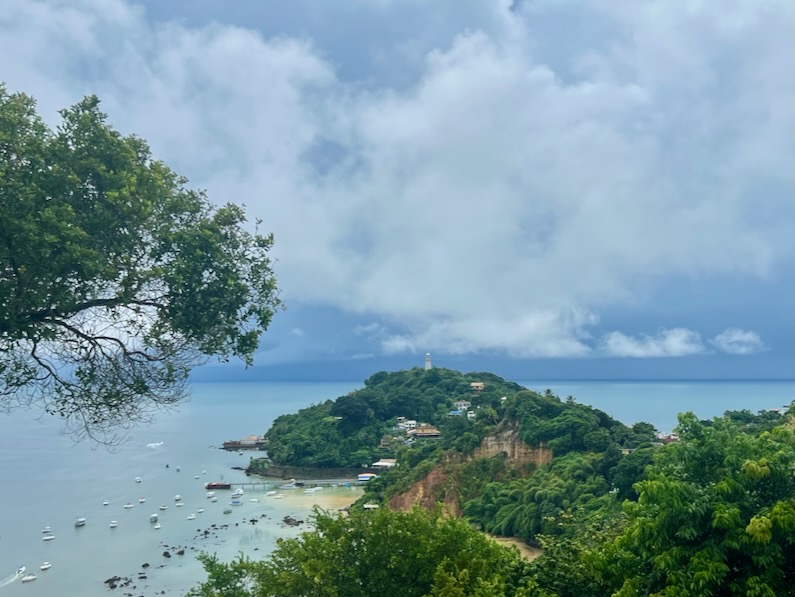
[600,328,705,358]
[710,328,767,355]
[0,0,791,358]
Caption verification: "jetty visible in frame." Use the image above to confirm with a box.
[222,435,267,451]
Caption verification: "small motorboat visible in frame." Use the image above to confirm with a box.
[102,500,110,506]
[42,535,55,541]
[149,514,159,523]
[206,491,215,498]
[17,566,26,575]
[153,523,161,529]
[194,475,200,479]
[175,466,180,472]
[174,494,181,501]
[138,497,146,503]
[230,499,242,506]
[135,477,142,483]
[280,479,298,490]
[123,503,134,509]
[202,470,207,475]
[159,505,168,511]
[21,574,37,583]
[187,514,196,520]
[175,502,184,507]
[266,490,277,496]
[41,526,52,533]
[249,498,259,502]
[274,494,285,499]
[75,517,87,527]
[223,508,232,514]
[197,508,204,513]
[210,497,218,502]
[231,488,244,497]
[40,562,51,571]
[109,521,118,528]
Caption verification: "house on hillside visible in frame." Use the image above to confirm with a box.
[469,382,485,391]
[454,400,471,411]
[410,424,441,439]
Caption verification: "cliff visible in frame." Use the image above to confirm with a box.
[388,426,552,514]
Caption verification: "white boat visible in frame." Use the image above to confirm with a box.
[174,494,181,501]
[187,514,196,520]
[232,488,244,496]
[249,498,259,502]
[123,503,134,509]
[210,497,218,502]
[42,535,55,541]
[279,479,298,489]
[206,491,215,498]
[194,475,200,479]
[75,517,86,527]
[109,521,118,528]
[41,526,52,533]
[230,500,242,506]
[17,566,25,575]
[135,477,142,483]
[138,497,146,503]
[149,514,159,523]
[175,502,184,507]
[102,500,109,506]
[153,523,161,529]
[266,490,277,496]
[197,508,204,513]
[159,505,168,511]
[304,487,322,493]
[39,562,51,571]
[223,508,232,514]
[21,574,37,582]
[202,470,207,475]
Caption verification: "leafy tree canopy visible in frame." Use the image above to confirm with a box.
[0,86,281,442]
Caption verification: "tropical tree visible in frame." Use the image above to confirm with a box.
[594,411,795,596]
[0,86,281,442]
[189,506,541,597]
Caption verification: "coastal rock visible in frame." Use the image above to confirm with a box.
[162,551,171,558]
[176,549,185,556]
[141,563,149,568]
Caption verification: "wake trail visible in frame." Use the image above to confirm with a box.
[0,570,21,589]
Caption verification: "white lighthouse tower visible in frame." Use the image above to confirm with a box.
[424,353,432,370]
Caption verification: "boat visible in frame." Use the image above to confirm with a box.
[41,526,52,533]
[194,475,200,479]
[159,505,168,511]
[206,491,215,498]
[21,574,37,582]
[17,566,25,575]
[175,502,184,507]
[153,523,161,529]
[230,500,242,506]
[279,479,298,489]
[266,490,277,497]
[123,503,134,509]
[249,498,259,502]
[42,535,55,541]
[223,508,232,514]
[204,482,231,490]
[174,494,181,501]
[274,494,284,499]
[149,514,158,523]
[75,517,86,527]
[304,486,322,493]
[197,508,204,513]
[231,488,244,497]
[202,470,207,475]
[138,497,146,503]
[210,497,218,502]
[39,562,51,571]
[109,521,118,528]
[102,500,109,506]
[187,514,196,520]
[135,477,142,483]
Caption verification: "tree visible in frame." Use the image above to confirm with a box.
[189,506,540,597]
[0,86,281,442]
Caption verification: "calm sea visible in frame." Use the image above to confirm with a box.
[0,379,792,596]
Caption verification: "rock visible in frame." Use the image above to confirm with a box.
[141,563,150,568]
[162,551,171,558]
[176,549,185,556]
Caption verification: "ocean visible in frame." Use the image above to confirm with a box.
[0,379,792,596]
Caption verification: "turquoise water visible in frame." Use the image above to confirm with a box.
[0,379,792,596]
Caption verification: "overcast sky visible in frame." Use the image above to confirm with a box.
[2,0,792,380]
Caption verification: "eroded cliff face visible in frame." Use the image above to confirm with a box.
[388,426,552,514]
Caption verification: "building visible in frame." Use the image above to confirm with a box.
[410,424,441,439]
[469,382,485,391]
[371,458,397,469]
[453,400,471,411]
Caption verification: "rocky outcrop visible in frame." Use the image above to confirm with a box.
[388,427,551,515]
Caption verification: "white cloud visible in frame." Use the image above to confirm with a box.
[601,328,705,358]
[0,0,791,358]
[710,328,767,355]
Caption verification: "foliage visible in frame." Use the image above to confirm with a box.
[188,506,541,597]
[0,86,280,442]
[592,409,795,596]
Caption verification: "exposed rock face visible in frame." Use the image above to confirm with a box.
[388,427,551,514]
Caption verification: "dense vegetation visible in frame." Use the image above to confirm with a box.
[232,368,794,596]
[0,86,280,443]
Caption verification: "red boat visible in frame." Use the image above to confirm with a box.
[205,482,232,490]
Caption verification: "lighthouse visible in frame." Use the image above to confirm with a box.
[424,353,432,370]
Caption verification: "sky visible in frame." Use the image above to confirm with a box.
[1,0,792,381]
